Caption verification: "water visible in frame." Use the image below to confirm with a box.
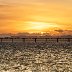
[0,42,72,72]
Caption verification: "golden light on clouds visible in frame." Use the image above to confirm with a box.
[24,21,59,31]
[0,0,72,35]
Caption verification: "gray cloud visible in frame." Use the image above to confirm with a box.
[55,29,64,33]
[55,29,72,33]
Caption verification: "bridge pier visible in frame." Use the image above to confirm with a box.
[57,38,59,42]
[34,38,37,43]
[68,38,70,42]
[0,38,3,43]
[22,38,25,43]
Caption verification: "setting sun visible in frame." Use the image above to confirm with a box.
[23,21,59,32]
[26,21,48,30]
[0,0,72,35]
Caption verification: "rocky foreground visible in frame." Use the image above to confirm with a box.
[0,42,72,72]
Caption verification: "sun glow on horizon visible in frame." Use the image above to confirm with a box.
[24,21,59,32]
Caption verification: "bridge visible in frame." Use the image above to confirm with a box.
[0,36,72,43]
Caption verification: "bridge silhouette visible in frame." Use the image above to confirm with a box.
[0,37,72,43]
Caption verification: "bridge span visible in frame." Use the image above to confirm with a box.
[0,36,72,43]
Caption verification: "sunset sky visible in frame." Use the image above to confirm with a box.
[0,0,72,35]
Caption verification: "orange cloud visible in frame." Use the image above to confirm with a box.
[0,0,72,34]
